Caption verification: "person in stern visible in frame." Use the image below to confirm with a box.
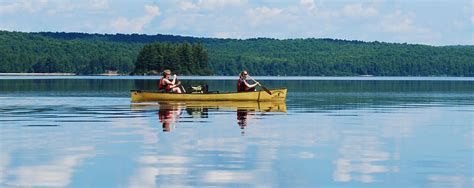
[159,69,183,93]
[237,70,259,92]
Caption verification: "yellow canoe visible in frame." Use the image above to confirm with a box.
[131,88,287,102]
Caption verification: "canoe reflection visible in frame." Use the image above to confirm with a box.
[179,101,287,112]
[237,109,248,130]
[157,103,183,132]
[131,101,286,132]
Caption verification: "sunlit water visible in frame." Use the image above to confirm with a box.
[0,76,473,188]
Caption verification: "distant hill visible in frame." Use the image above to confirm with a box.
[34,31,213,43]
[0,30,472,76]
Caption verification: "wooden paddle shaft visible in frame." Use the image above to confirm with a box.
[248,76,272,95]
[248,76,260,86]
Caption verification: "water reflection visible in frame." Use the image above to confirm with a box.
[157,103,184,132]
[132,101,287,133]
[6,147,96,187]
[332,135,392,183]
[1,78,472,187]
[237,109,249,131]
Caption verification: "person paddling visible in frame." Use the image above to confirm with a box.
[159,69,182,93]
[237,70,259,92]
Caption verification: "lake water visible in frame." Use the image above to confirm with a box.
[0,76,473,188]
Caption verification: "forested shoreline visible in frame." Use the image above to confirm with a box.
[133,42,211,75]
[1,30,472,76]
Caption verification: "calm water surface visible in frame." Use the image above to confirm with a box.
[0,76,473,188]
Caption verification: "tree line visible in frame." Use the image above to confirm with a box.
[0,31,141,74]
[132,42,211,75]
[206,38,473,76]
[0,31,473,76]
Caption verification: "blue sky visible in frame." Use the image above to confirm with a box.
[0,0,472,45]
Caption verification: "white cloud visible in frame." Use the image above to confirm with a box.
[199,0,248,9]
[89,0,109,10]
[110,5,160,33]
[300,0,316,11]
[139,5,161,26]
[45,0,110,16]
[179,1,198,10]
[0,0,48,14]
[376,10,444,44]
[380,10,430,33]
[247,6,284,26]
[179,0,247,10]
[343,3,378,18]
[471,16,474,23]
[46,2,75,15]
[0,2,21,14]
[1,0,464,45]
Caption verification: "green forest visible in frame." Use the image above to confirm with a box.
[133,42,211,75]
[0,30,473,76]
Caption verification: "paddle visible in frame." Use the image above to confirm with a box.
[171,74,186,93]
[248,76,272,95]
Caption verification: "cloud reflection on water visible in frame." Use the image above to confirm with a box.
[123,101,286,187]
[1,85,472,187]
[5,147,95,187]
[128,155,191,187]
[127,101,458,187]
[0,153,10,185]
[203,171,255,184]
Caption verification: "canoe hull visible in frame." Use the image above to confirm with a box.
[131,88,287,102]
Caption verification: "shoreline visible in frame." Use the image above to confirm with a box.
[0,73,125,76]
[0,75,472,81]
[0,73,76,76]
[0,73,469,77]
